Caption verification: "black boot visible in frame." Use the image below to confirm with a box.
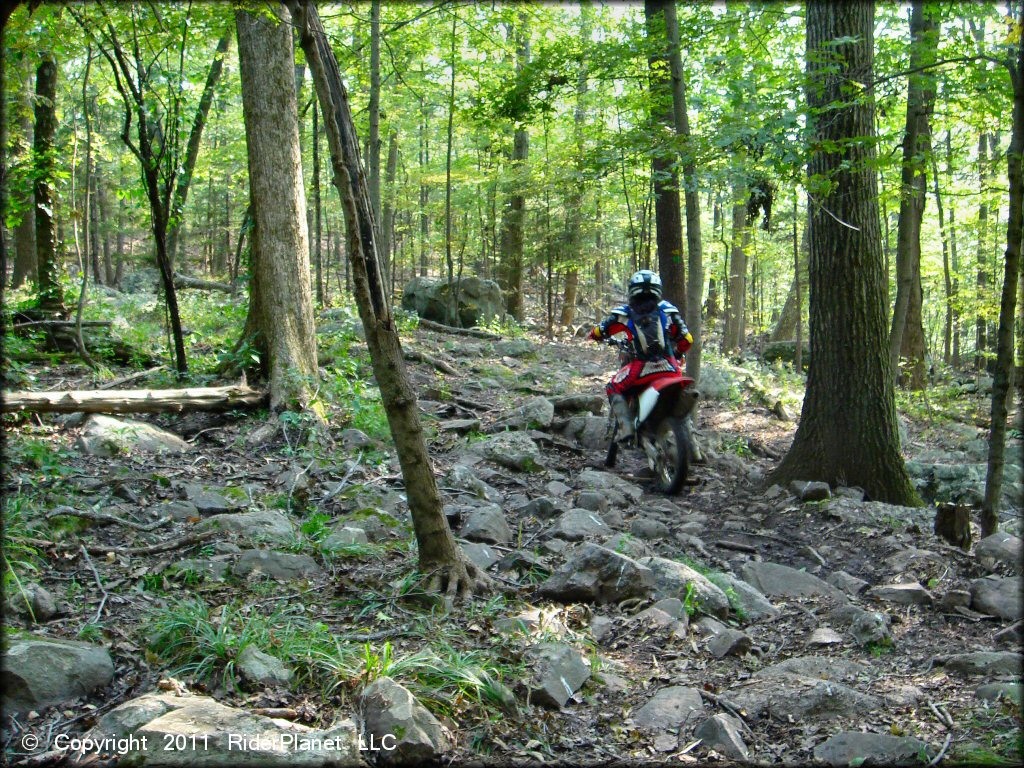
[609,394,635,443]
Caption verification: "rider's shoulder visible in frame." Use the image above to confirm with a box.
[611,304,630,317]
[658,300,680,314]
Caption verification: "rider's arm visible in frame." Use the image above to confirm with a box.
[589,309,630,340]
[666,310,693,356]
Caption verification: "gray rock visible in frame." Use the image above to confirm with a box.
[360,677,447,765]
[652,598,687,618]
[630,517,670,540]
[631,606,688,636]
[728,674,880,722]
[694,713,749,761]
[576,468,643,502]
[339,428,375,450]
[153,500,202,521]
[197,510,297,546]
[633,686,704,731]
[539,543,654,604]
[710,572,779,621]
[827,570,870,597]
[834,486,866,502]
[472,432,542,472]
[829,603,893,647]
[166,557,232,581]
[976,682,1022,706]
[939,651,1022,678]
[461,504,512,545]
[869,582,934,606]
[640,557,730,619]
[443,465,501,503]
[561,414,612,449]
[707,628,752,658]
[591,616,615,643]
[2,636,114,712]
[601,532,652,560]
[77,415,190,457]
[439,418,482,434]
[525,642,591,709]
[5,583,58,622]
[754,656,871,683]
[550,394,605,415]
[696,364,735,400]
[231,550,322,582]
[813,732,933,767]
[237,646,292,688]
[500,396,555,430]
[92,691,358,766]
[938,589,972,610]
[741,561,844,601]
[494,338,535,358]
[519,496,561,520]
[549,509,610,542]
[975,532,1023,573]
[994,620,1024,647]
[460,541,501,571]
[322,526,370,551]
[575,490,608,513]
[790,480,831,502]
[401,274,504,327]
[970,576,1024,621]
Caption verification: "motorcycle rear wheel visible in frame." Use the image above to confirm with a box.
[644,417,689,494]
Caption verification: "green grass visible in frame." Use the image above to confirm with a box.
[1,494,45,617]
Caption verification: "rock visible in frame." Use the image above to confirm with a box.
[5,583,58,622]
[153,500,202,521]
[710,572,779,621]
[472,432,542,472]
[869,582,934,606]
[975,532,1023,573]
[694,713,749,761]
[970,576,1024,621]
[740,561,844,601]
[633,686,704,731]
[460,541,501,571]
[884,547,944,575]
[231,550,322,582]
[443,465,501,503]
[976,682,1022,706]
[197,510,297,547]
[994,620,1024,647]
[834,486,865,502]
[550,394,605,415]
[439,418,481,434]
[2,636,114,712]
[401,274,504,327]
[938,589,971,610]
[808,627,845,646]
[494,338,535,358]
[181,485,236,514]
[602,532,652,560]
[813,731,933,767]
[560,414,611,449]
[575,490,608,513]
[322,526,370,551]
[938,651,1022,678]
[525,642,590,709]
[91,690,358,766]
[460,504,512,545]
[728,675,879,722]
[237,646,292,688]
[499,396,555,430]
[359,677,447,765]
[754,656,871,682]
[166,557,232,581]
[576,468,643,503]
[829,603,893,647]
[640,557,730,619]
[519,496,561,520]
[827,570,870,597]
[706,628,752,658]
[77,415,190,457]
[549,509,610,541]
[696,364,736,400]
[591,616,615,643]
[339,428,375,450]
[538,543,654,604]
[631,606,688,637]
[790,480,831,502]
[630,517,670,540]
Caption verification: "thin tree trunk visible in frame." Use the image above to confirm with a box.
[34,55,65,316]
[312,98,324,305]
[419,96,430,278]
[982,14,1024,536]
[368,0,382,229]
[444,10,457,321]
[977,131,991,371]
[289,1,482,598]
[724,182,748,351]
[381,129,398,295]
[12,59,36,289]
[931,137,953,366]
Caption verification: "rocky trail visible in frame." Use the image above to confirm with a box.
[2,321,1022,767]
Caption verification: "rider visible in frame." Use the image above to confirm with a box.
[588,269,692,442]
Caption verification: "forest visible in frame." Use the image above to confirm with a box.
[1,1,1022,766]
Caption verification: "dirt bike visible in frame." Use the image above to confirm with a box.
[600,335,698,495]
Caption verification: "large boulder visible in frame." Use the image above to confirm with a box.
[524,642,591,709]
[359,677,447,765]
[400,275,503,327]
[539,543,655,604]
[975,532,1023,573]
[640,557,730,619]
[740,561,844,602]
[2,636,114,712]
[231,550,322,582]
[197,510,297,547]
[632,686,704,732]
[814,732,934,767]
[77,415,190,457]
[470,432,543,472]
[970,576,1024,621]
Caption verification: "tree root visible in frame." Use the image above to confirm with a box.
[422,557,495,605]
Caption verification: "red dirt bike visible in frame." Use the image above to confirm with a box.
[600,335,698,494]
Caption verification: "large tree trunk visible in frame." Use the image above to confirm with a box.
[769,0,920,506]
[888,0,936,390]
[723,183,748,351]
[12,59,36,289]
[419,96,430,278]
[982,15,1024,537]
[498,20,529,322]
[236,4,319,413]
[1,384,266,415]
[34,55,65,316]
[312,100,324,305]
[644,0,686,313]
[977,131,991,370]
[289,1,483,598]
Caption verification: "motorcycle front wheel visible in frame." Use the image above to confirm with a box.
[643,417,690,494]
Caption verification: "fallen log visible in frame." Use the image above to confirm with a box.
[417,317,501,339]
[173,271,237,293]
[1,383,267,414]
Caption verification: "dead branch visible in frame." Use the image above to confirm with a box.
[98,365,167,390]
[417,317,501,339]
[79,545,110,623]
[173,271,237,293]
[12,320,112,330]
[403,347,458,374]
[27,529,218,556]
[46,506,171,532]
[1,383,267,414]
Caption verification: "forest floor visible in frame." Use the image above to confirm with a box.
[2,306,1022,767]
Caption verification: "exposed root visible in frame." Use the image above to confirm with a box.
[422,556,495,606]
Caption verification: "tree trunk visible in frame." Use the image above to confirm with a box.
[769,0,920,506]
[888,0,936,389]
[12,59,36,289]
[644,0,686,313]
[236,4,320,413]
[946,132,962,367]
[1,384,266,415]
[724,183,748,351]
[167,31,231,266]
[444,10,457,317]
[931,136,953,365]
[381,129,398,295]
[419,96,430,278]
[368,0,382,228]
[770,211,808,343]
[977,131,990,370]
[34,55,65,316]
[313,99,324,305]
[289,1,481,598]
[982,16,1024,536]
[96,169,115,286]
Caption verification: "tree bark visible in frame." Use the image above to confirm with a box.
[644,0,686,313]
[368,0,382,228]
[977,131,991,371]
[289,1,482,598]
[931,135,953,366]
[888,0,936,390]
[1,384,266,415]
[236,4,320,413]
[313,99,324,305]
[381,129,398,295]
[12,58,36,289]
[982,12,1024,536]
[769,0,920,506]
[724,183,748,351]
[34,55,65,316]
[770,212,808,343]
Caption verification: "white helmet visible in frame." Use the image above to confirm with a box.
[628,269,662,300]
